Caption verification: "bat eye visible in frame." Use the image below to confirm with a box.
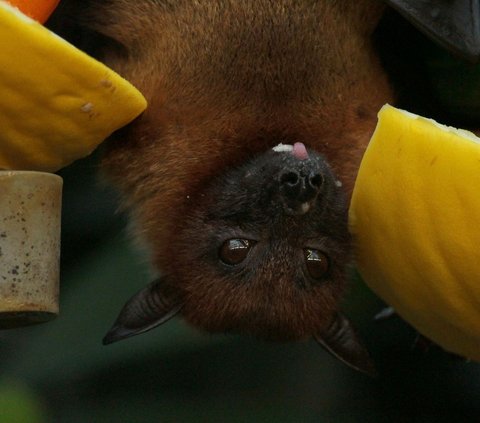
[304,248,329,279]
[219,239,254,265]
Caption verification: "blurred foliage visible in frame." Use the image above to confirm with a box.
[0,379,47,423]
[2,6,480,423]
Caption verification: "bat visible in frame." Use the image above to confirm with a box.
[50,0,478,375]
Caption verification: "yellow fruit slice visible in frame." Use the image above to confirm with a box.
[0,1,147,172]
[349,104,480,361]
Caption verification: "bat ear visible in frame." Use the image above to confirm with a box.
[103,278,183,345]
[384,0,480,62]
[314,313,376,376]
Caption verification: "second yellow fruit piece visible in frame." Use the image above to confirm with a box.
[349,104,480,361]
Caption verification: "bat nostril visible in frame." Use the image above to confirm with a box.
[280,171,300,187]
[309,173,323,190]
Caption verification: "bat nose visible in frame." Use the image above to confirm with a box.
[279,168,324,214]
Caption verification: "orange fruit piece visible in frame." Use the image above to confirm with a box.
[5,0,60,23]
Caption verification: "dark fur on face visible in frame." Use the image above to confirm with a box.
[53,0,394,374]
[171,147,350,341]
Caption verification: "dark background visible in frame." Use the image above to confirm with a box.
[1,7,480,423]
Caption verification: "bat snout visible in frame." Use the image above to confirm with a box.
[278,165,324,215]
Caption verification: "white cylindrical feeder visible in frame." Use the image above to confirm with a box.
[0,171,62,328]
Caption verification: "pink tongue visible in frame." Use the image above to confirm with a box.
[292,142,308,160]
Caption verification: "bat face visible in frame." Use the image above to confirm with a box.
[169,144,350,341]
[60,0,395,374]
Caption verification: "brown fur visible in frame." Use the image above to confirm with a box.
[94,0,392,258]
[60,0,393,343]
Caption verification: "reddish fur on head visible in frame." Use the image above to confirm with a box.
[94,0,393,266]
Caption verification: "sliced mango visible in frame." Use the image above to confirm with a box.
[349,104,480,361]
[0,1,147,172]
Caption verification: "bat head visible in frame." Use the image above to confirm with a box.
[104,143,375,375]
[172,143,350,340]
